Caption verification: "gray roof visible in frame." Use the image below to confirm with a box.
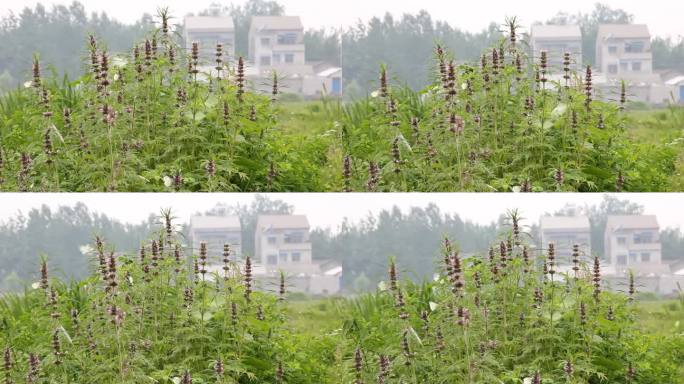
[540,215,590,230]
[531,24,582,39]
[257,215,309,230]
[606,215,659,230]
[190,215,241,230]
[185,16,235,31]
[597,24,650,40]
[251,16,303,31]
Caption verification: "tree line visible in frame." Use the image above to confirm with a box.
[1,195,682,293]
[1,1,683,94]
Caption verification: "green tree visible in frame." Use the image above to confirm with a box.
[0,203,154,289]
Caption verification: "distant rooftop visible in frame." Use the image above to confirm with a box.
[531,24,582,39]
[665,75,684,86]
[251,16,303,31]
[606,215,659,230]
[256,215,309,230]
[597,24,650,40]
[185,16,235,31]
[190,215,241,230]
[540,215,590,230]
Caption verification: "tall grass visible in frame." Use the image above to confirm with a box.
[1,209,681,383]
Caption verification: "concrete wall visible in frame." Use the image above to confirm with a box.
[531,38,582,71]
[255,274,341,295]
[191,228,241,258]
[185,31,236,62]
[605,275,684,296]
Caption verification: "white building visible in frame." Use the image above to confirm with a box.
[594,24,673,104]
[530,24,582,71]
[604,215,668,276]
[184,16,236,62]
[254,215,341,295]
[249,16,306,70]
[540,215,591,262]
[596,24,654,80]
[247,16,342,97]
[189,214,241,259]
[664,75,684,103]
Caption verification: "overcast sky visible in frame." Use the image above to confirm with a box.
[2,0,683,38]
[0,193,682,232]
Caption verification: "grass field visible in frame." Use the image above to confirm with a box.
[626,107,684,189]
[277,100,684,190]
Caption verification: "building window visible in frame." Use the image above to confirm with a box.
[273,53,281,64]
[625,41,644,53]
[284,232,304,243]
[260,56,271,66]
[267,236,277,244]
[277,33,298,44]
[629,252,638,263]
[291,252,301,262]
[632,62,642,71]
[267,255,277,265]
[279,251,288,263]
[617,237,626,245]
[285,54,295,63]
[640,253,651,262]
[634,232,653,244]
[608,64,618,74]
[260,37,271,46]
[608,46,618,54]
[617,255,627,265]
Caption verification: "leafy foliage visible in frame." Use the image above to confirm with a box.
[0,211,332,383]
[330,211,684,383]
[0,13,680,191]
[1,210,682,383]
[0,10,329,192]
[335,24,679,192]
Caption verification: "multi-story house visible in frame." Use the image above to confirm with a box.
[255,215,316,274]
[247,16,342,97]
[540,215,591,262]
[248,16,306,71]
[596,24,653,80]
[530,24,582,72]
[189,214,242,259]
[184,16,236,62]
[604,215,668,275]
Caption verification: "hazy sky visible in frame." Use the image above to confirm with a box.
[2,0,683,38]
[0,193,682,232]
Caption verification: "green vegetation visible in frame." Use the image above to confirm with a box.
[1,210,682,383]
[625,106,684,190]
[1,12,682,192]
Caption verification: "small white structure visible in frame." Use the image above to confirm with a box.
[604,215,668,276]
[189,214,241,259]
[184,16,236,62]
[530,24,582,71]
[247,16,342,97]
[540,215,591,262]
[665,75,684,103]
